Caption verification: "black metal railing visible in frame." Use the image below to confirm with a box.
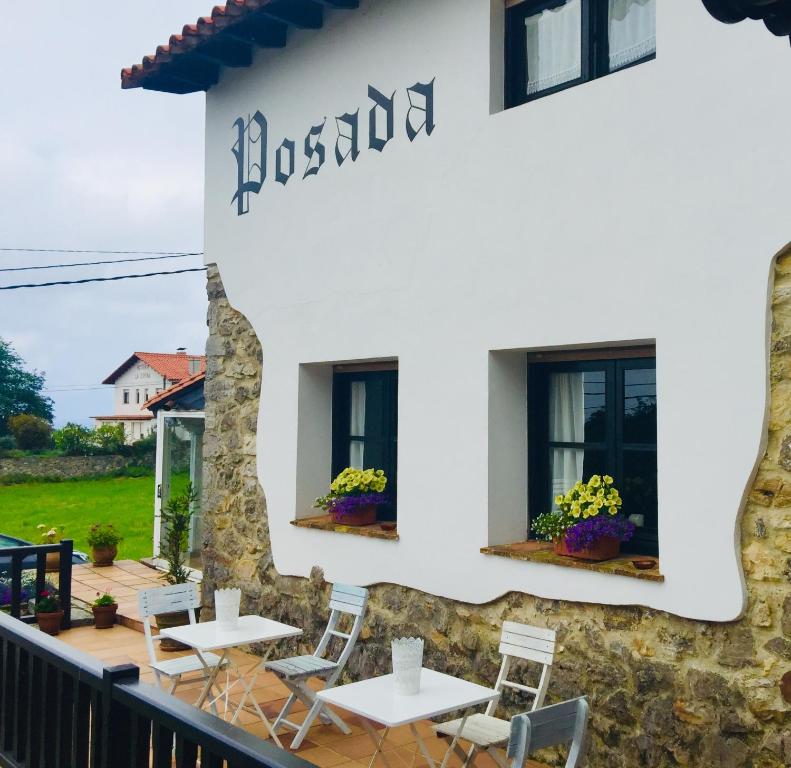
[0,609,317,768]
[0,539,73,631]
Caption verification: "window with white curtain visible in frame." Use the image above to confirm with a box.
[332,366,398,521]
[528,348,658,555]
[505,0,656,108]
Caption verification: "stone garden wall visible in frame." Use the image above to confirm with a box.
[0,454,132,482]
[200,261,791,767]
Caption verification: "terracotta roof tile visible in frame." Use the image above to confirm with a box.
[102,352,206,385]
[121,0,355,94]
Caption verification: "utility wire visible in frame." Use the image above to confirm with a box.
[0,247,202,255]
[0,252,203,273]
[0,267,207,291]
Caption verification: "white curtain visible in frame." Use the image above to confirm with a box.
[525,0,582,96]
[349,381,366,469]
[608,0,656,71]
[549,373,584,501]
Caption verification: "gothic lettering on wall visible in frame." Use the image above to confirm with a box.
[231,111,267,216]
[231,79,436,216]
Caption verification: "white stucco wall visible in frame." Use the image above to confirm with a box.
[202,0,791,621]
[112,362,165,417]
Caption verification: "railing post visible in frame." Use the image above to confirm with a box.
[10,552,22,620]
[59,539,73,630]
[100,664,140,768]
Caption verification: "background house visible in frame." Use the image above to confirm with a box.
[93,349,205,441]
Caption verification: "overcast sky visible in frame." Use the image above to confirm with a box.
[0,2,214,426]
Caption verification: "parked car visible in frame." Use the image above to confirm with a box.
[0,533,89,577]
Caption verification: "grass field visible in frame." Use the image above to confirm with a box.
[0,475,156,561]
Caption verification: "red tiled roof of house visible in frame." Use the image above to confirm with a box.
[92,415,154,421]
[121,1,357,94]
[102,352,206,385]
[142,371,206,411]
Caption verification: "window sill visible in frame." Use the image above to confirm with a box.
[291,514,399,541]
[480,541,663,583]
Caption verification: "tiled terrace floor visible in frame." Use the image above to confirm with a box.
[62,562,547,768]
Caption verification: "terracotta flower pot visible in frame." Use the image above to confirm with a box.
[554,534,621,562]
[45,552,60,573]
[36,610,64,636]
[156,610,192,652]
[91,545,117,567]
[330,504,377,527]
[92,603,118,629]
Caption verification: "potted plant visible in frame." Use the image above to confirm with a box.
[86,523,123,567]
[92,592,118,629]
[314,467,388,526]
[34,590,63,636]
[37,524,64,572]
[532,475,636,562]
[157,483,198,650]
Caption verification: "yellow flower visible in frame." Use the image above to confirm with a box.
[604,475,614,485]
[555,495,564,506]
[589,475,601,488]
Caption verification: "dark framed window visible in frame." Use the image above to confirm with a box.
[505,0,656,109]
[528,350,657,554]
[123,390,130,405]
[332,368,398,521]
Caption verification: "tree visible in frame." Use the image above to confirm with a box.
[7,414,52,450]
[0,338,53,435]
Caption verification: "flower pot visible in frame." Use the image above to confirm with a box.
[92,603,118,629]
[554,534,621,562]
[91,545,117,567]
[331,504,377,527]
[36,610,64,636]
[156,610,191,651]
[45,552,60,573]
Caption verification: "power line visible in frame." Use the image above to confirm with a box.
[0,252,203,273]
[0,247,202,255]
[0,267,207,291]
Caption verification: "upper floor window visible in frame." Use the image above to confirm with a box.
[505,0,656,108]
[332,367,398,521]
[122,390,130,405]
[136,390,141,404]
[528,348,657,554]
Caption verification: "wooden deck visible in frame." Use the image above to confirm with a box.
[61,562,547,768]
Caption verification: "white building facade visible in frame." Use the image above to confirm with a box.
[124,1,791,623]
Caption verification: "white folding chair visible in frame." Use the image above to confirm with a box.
[138,583,227,699]
[434,621,557,768]
[265,583,369,749]
[507,697,589,768]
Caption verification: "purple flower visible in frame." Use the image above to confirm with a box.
[564,515,636,552]
[328,493,388,518]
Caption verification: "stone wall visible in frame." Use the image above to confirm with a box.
[200,261,791,767]
[0,454,133,482]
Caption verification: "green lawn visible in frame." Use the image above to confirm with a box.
[0,476,156,561]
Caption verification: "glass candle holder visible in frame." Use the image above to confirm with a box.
[392,637,424,695]
[215,588,241,630]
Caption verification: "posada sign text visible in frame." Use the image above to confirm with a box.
[231,79,436,216]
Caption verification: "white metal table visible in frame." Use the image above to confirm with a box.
[159,615,302,746]
[317,669,499,768]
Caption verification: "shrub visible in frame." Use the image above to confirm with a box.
[7,414,52,450]
[93,424,125,453]
[86,523,123,549]
[0,435,15,452]
[53,423,96,455]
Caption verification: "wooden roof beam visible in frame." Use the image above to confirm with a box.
[193,36,254,67]
[260,0,324,30]
[225,16,289,48]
